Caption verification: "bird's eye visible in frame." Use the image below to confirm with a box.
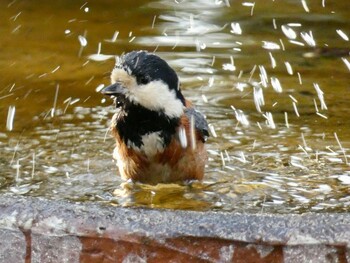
[139,76,149,85]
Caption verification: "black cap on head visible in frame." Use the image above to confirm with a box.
[117,51,185,105]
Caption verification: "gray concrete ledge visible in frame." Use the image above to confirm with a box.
[0,194,349,262]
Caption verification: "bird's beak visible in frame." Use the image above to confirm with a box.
[100,83,127,96]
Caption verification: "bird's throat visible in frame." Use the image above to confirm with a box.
[115,104,179,149]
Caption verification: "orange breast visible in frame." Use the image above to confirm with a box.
[111,113,207,184]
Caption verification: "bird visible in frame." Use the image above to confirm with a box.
[101,51,209,185]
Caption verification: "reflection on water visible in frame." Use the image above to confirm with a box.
[0,0,350,213]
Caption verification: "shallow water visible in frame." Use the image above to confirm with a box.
[1,0,350,213]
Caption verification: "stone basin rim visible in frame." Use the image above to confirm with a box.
[0,194,349,246]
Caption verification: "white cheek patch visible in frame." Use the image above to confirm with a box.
[110,69,184,118]
[130,80,184,118]
[110,68,137,88]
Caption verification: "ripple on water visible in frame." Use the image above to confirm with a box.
[0,0,350,213]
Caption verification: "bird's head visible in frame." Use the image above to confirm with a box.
[101,51,186,118]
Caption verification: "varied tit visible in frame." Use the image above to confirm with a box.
[101,51,209,184]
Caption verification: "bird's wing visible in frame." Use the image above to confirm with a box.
[184,107,209,142]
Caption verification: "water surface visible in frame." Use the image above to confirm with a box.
[1,0,350,213]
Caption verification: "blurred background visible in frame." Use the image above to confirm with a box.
[0,0,350,213]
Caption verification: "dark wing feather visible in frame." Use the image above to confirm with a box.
[184,108,209,142]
